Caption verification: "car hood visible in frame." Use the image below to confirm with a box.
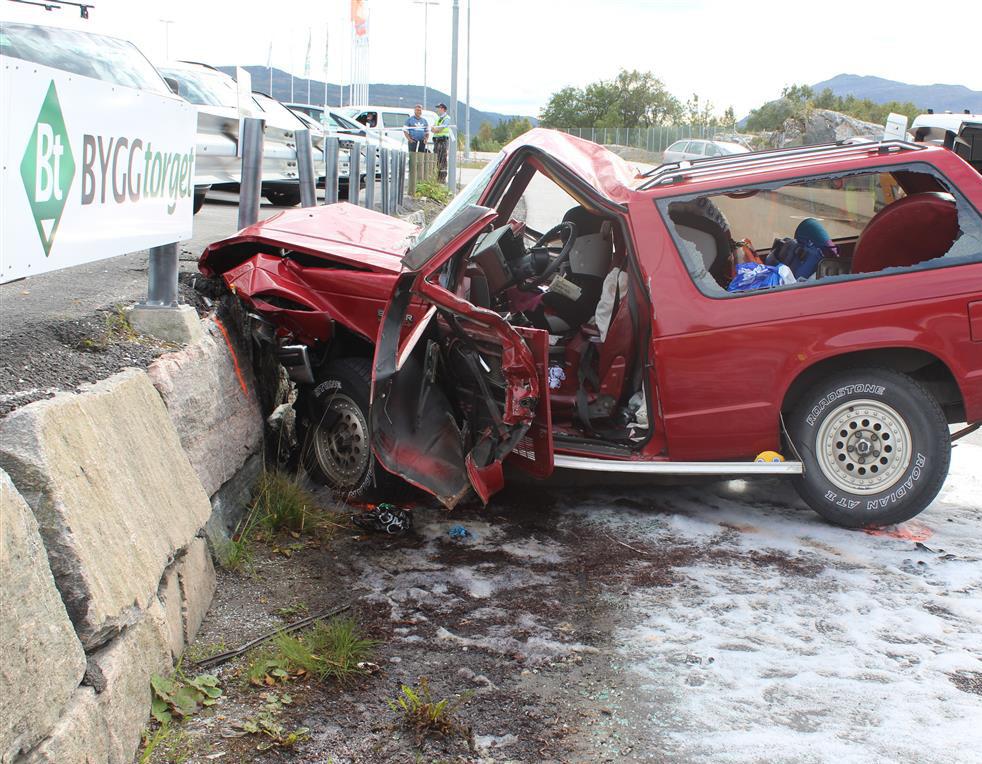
[200,203,420,276]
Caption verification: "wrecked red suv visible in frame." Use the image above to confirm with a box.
[200,129,982,528]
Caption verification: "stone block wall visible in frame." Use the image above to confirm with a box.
[0,315,263,763]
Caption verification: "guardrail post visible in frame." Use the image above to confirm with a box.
[238,117,264,229]
[323,136,339,205]
[398,151,406,206]
[447,127,457,195]
[364,149,376,210]
[349,146,362,206]
[145,243,179,306]
[408,152,419,196]
[296,129,317,207]
[380,148,391,215]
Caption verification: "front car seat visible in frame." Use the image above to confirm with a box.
[852,192,959,274]
[533,207,613,334]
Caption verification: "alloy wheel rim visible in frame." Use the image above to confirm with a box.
[816,398,912,495]
[313,394,370,488]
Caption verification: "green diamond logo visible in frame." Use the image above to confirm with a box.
[20,81,75,257]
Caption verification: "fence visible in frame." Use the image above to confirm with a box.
[555,125,730,158]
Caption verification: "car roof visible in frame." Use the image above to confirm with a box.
[639,140,946,194]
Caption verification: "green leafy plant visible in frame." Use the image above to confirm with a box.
[150,672,222,723]
[414,179,451,205]
[389,676,472,746]
[238,692,309,751]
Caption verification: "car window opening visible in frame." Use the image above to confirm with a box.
[659,166,982,297]
[427,165,652,450]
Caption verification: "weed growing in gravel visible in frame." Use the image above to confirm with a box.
[236,692,310,752]
[138,723,193,764]
[414,179,451,204]
[183,640,229,665]
[389,676,473,747]
[246,616,377,686]
[253,469,318,533]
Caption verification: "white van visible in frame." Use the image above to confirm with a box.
[341,105,438,148]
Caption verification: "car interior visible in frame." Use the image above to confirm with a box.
[662,168,982,296]
[437,165,650,449]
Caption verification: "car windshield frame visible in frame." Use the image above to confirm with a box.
[159,66,238,108]
[411,151,506,249]
[1,22,170,94]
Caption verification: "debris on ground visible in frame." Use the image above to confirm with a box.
[351,503,413,535]
[448,524,472,540]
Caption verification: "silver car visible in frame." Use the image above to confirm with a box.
[662,139,749,163]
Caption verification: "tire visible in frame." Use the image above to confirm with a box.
[192,190,207,215]
[296,357,404,502]
[265,188,302,206]
[788,367,950,528]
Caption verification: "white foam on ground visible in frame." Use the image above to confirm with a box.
[570,441,981,763]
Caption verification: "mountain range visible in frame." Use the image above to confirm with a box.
[811,74,982,113]
[217,66,537,128]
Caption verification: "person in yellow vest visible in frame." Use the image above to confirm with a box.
[432,103,452,183]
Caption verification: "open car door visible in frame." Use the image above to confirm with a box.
[371,205,553,509]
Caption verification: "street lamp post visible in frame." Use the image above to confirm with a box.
[159,18,175,61]
[464,0,471,160]
[413,0,440,110]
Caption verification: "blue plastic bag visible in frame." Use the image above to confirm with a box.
[727,263,786,292]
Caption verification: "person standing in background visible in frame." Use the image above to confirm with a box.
[432,102,451,182]
[403,104,429,152]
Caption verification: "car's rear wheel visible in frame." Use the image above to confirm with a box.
[297,357,404,502]
[788,368,950,528]
[265,188,302,206]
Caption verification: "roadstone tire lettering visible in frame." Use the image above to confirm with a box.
[789,367,950,528]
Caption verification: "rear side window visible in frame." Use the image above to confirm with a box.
[383,112,407,128]
[657,163,982,297]
[689,142,707,156]
[668,141,688,153]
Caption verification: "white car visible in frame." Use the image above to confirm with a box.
[662,139,749,163]
[341,105,439,149]
[159,62,307,209]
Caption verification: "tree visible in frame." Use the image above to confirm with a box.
[745,83,923,132]
[539,69,682,128]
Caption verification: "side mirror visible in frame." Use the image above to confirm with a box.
[164,76,181,95]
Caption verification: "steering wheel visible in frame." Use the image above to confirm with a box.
[520,221,578,289]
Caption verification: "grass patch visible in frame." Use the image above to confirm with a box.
[183,640,228,665]
[389,676,473,747]
[78,304,140,352]
[414,179,451,205]
[246,616,376,686]
[138,723,193,764]
[253,469,318,533]
[218,469,351,572]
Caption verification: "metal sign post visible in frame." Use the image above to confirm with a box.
[447,127,457,194]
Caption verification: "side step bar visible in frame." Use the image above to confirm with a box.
[553,454,803,475]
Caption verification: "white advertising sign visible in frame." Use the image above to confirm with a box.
[0,59,197,283]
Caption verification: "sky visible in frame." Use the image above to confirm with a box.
[3,0,981,118]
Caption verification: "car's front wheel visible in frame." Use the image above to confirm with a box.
[296,357,404,502]
[788,368,950,528]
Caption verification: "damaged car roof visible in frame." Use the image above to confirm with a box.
[501,128,641,205]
